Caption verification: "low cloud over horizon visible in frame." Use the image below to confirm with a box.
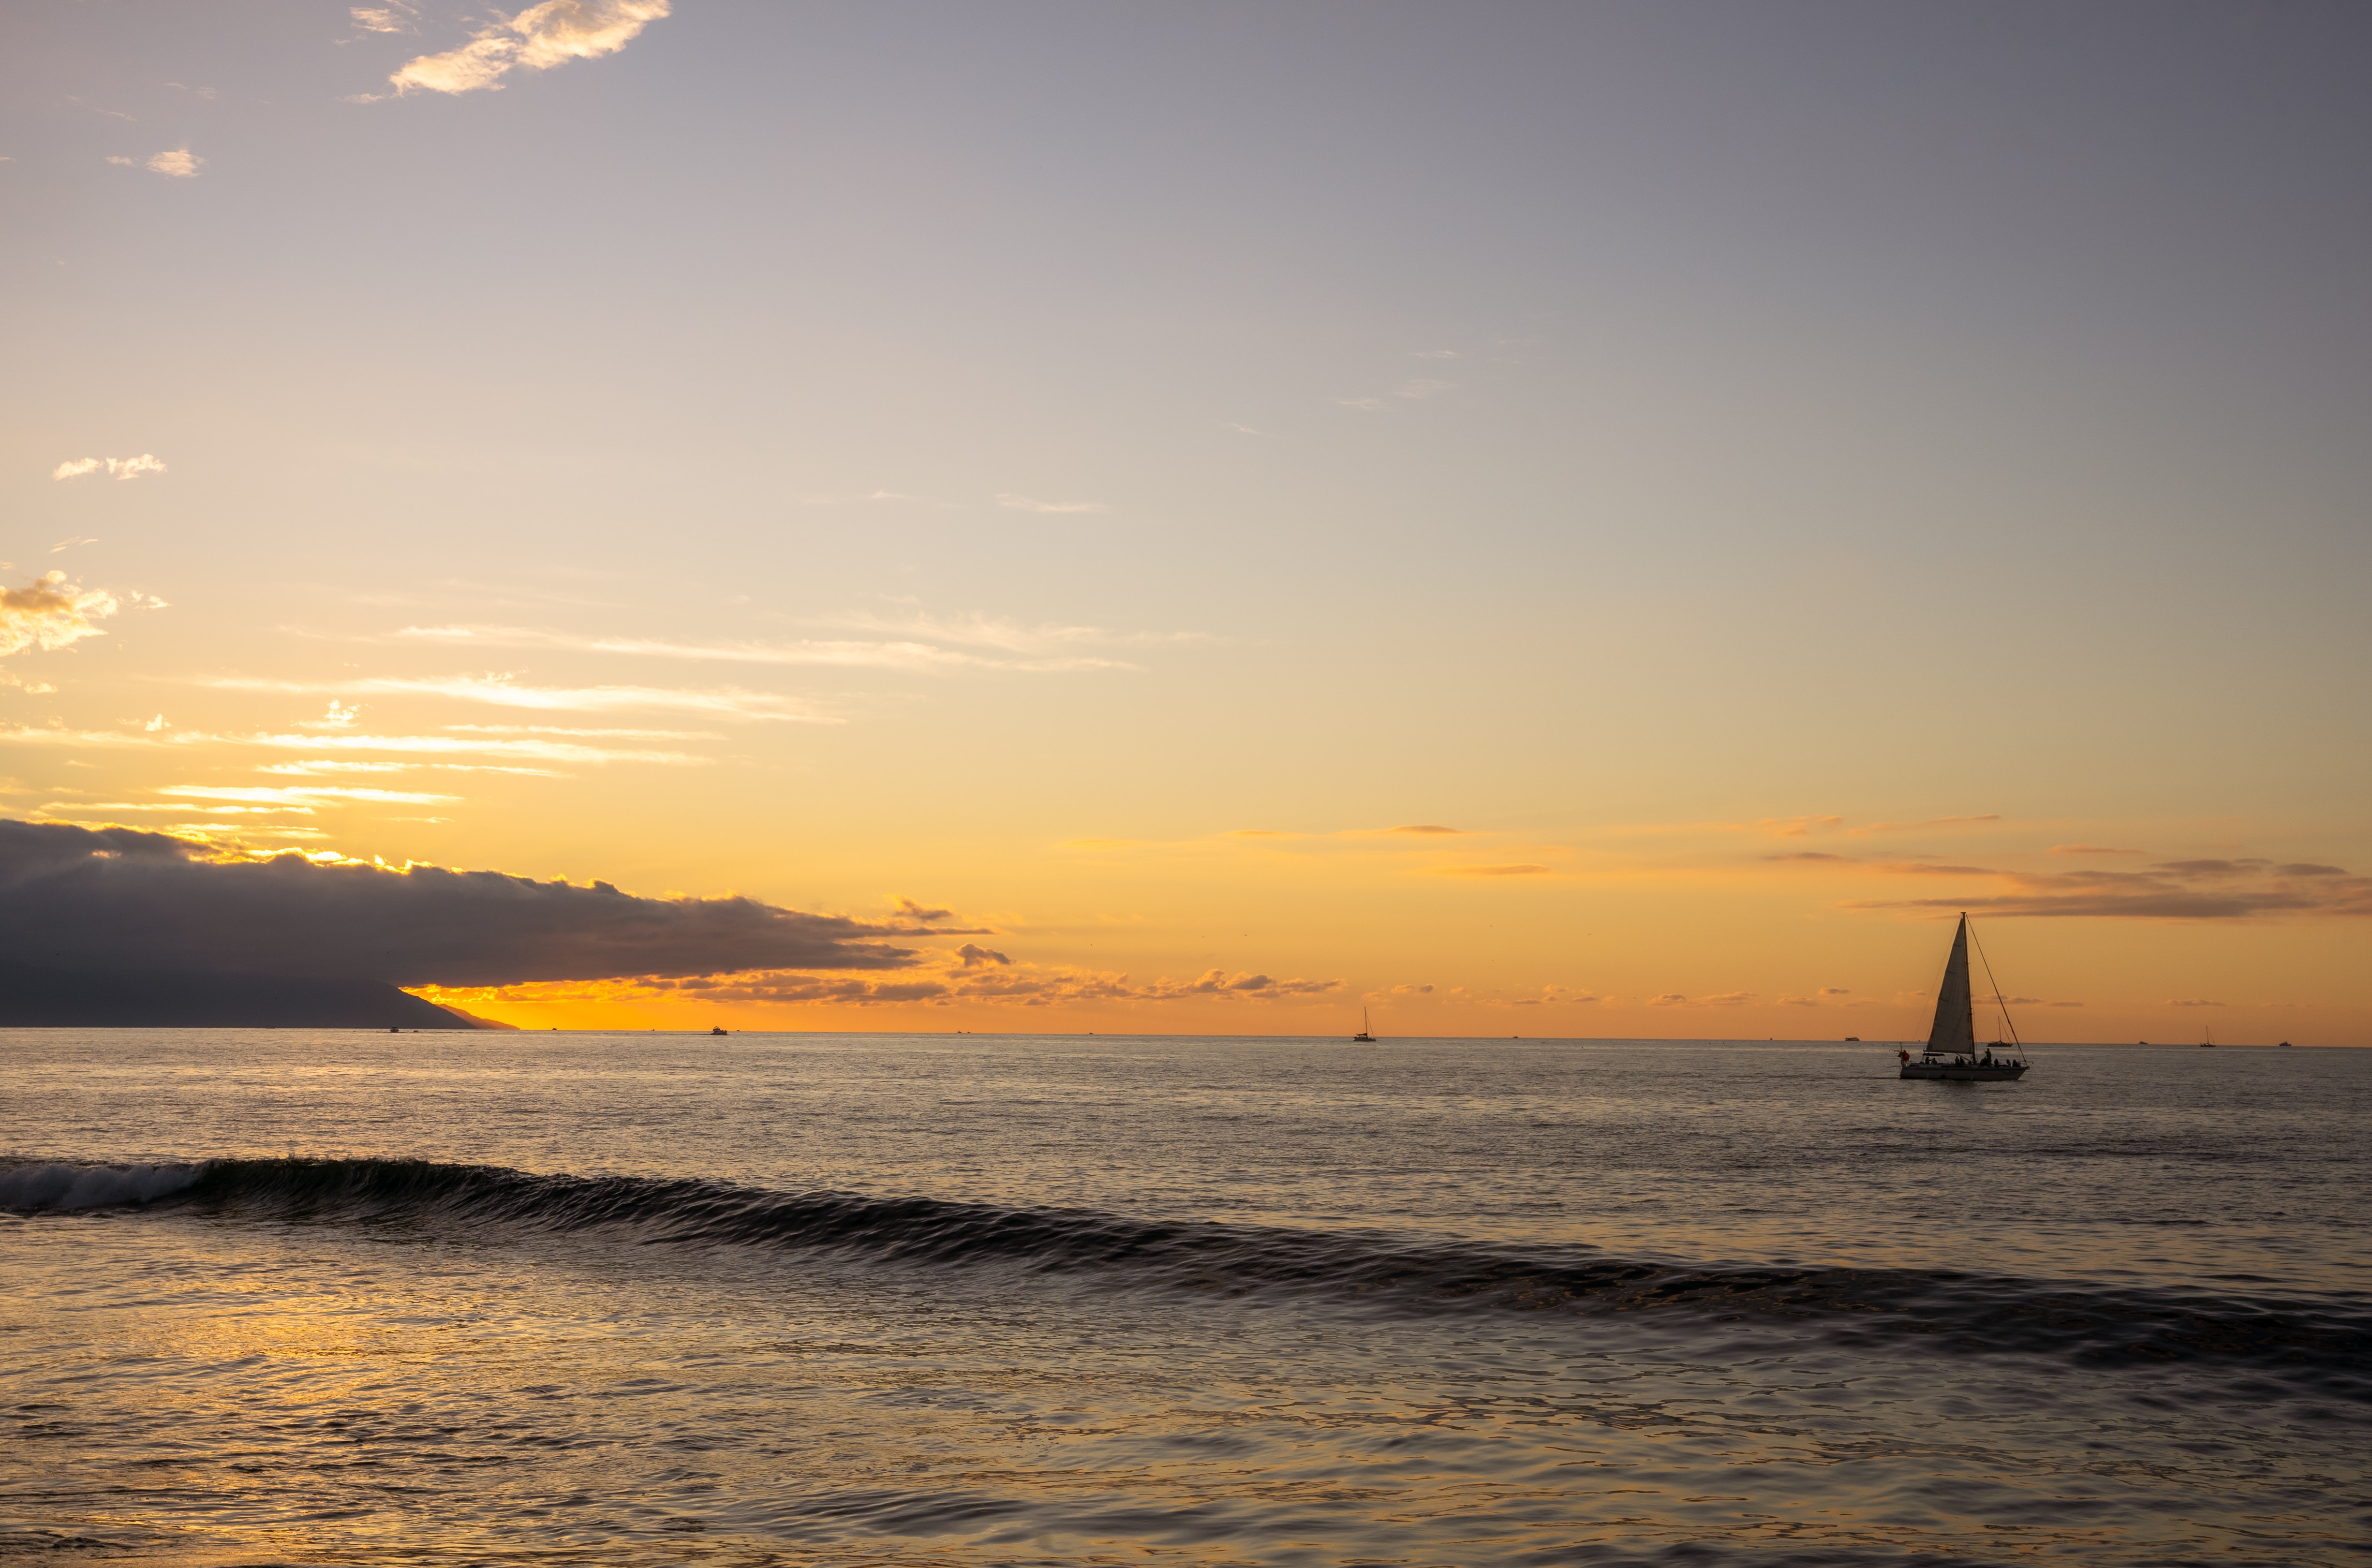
[1767,851,2370,920]
[0,820,923,986]
[428,961,1347,1012]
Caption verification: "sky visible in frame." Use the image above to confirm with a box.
[4,0,2367,1039]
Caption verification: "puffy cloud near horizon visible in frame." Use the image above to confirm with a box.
[53,455,165,481]
[0,820,919,986]
[2,573,119,657]
[391,0,669,95]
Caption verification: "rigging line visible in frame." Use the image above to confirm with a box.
[1968,917,2022,1050]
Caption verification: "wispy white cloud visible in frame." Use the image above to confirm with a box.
[0,724,698,766]
[819,608,1202,655]
[390,0,669,95]
[2,573,119,657]
[995,493,1108,515]
[200,673,830,722]
[258,759,562,777]
[52,455,165,481]
[0,726,153,748]
[204,731,705,764]
[1336,379,1455,411]
[1219,422,1263,436]
[394,621,1141,673]
[799,489,918,505]
[144,148,201,178]
[160,784,459,806]
[349,2,417,34]
[45,801,314,816]
[444,724,713,739]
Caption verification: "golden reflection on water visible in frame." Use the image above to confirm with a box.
[9,1206,2356,1568]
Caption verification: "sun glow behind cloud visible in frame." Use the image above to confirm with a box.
[2,574,119,656]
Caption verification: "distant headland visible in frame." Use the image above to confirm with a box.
[0,965,516,1030]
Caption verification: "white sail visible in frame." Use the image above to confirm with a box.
[1925,915,1977,1056]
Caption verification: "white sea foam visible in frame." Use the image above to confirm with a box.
[0,1161,203,1210]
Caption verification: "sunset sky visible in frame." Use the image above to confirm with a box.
[5,1,2367,1039]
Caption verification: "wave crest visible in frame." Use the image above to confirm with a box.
[10,1155,2367,1389]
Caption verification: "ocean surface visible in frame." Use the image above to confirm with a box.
[3,1031,2366,1567]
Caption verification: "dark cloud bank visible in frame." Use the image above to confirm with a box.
[0,821,922,1028]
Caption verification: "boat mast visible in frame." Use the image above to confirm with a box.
[1967,917,2022,1051]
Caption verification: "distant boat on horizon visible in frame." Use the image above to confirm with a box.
[1899,914,2030,1082]
[2199,1024,2215,1048]
[1352,1008,1375,1043]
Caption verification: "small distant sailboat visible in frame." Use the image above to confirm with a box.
[2199,1025,2215,1048]
[1899,914,2029,1081]
[1352,1008,1376,1043]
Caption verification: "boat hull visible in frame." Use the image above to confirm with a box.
[1901,1061,2028,1081]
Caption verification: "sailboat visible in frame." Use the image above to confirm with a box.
[2199,1025,2215,1049]
[1899,914,2030,1081]
[1352,1008,1376,1042]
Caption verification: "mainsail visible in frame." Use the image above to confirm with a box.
[1925,914,1977,1055]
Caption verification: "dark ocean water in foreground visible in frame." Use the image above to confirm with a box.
[3,1032,2366,1567]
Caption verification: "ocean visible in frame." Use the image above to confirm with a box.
[2,1031,2365,1566]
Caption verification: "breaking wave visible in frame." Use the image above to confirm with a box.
[0,1160,204,1210]
[8,1155,2367,1388]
